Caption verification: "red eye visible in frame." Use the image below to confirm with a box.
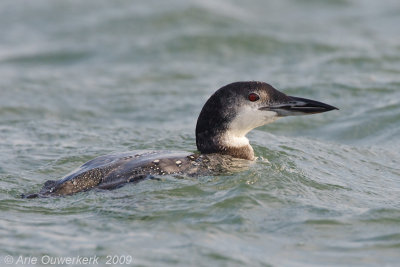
[248,93,260,102]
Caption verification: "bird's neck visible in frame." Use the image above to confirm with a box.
[195,90,256,160]
[196,130,255,160]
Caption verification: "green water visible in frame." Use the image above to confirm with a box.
[1,0,400,266]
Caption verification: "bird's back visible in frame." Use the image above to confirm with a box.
[24,150,250,197]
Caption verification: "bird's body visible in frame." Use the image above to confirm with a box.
[25,81,337,198]
[26,151,249,198]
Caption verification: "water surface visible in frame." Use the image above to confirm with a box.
[1,0,400,266]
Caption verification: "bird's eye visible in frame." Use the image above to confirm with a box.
[248,93,260,102]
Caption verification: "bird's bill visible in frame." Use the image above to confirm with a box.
[259,96,338,116]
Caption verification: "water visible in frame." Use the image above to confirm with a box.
[1,0,399,266]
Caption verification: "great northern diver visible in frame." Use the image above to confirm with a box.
[24,81,337,198]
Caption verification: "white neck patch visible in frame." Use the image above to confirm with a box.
[220,132,251,148]
[224,106,279,147]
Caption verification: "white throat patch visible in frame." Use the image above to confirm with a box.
[224,106,279,147]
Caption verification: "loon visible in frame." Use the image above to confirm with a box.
[24,81,338,198]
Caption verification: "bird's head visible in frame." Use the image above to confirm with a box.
[196,81,338,159]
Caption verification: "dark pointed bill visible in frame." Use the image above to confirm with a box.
[259,96,338,116]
